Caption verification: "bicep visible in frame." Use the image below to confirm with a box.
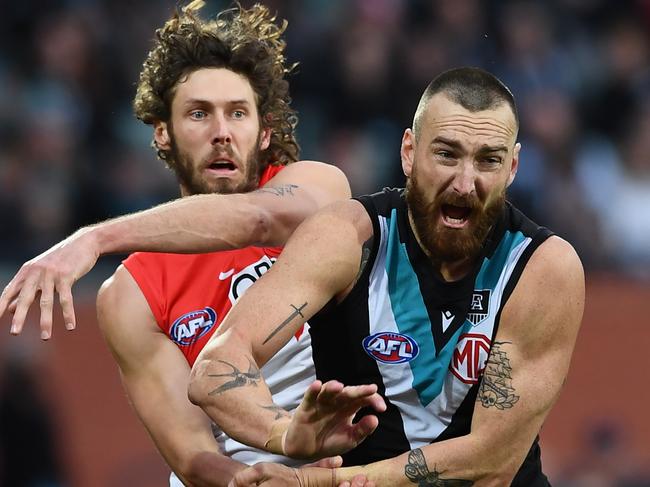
[249,161,351,246]
[97,267,219,472]
[470,237,585,475]
[210,200,371,366]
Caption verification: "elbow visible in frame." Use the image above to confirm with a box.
[187,357,212,410]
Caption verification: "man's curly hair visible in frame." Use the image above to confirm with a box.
[134,1,299,169]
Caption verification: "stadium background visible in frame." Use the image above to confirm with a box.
[0,0,649,485]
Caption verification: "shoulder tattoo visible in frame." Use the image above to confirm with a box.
[477,341,520,409]
[405,449,474,486]
[255,184,299,197]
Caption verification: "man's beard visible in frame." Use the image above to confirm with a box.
[405,171,505,263]
[169,132,262,195]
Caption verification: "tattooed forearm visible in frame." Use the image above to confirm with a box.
[207,358,261,396]
[405,449,474,486]
[262,302,307,345]
[477,341,519,409]
[259,403,291,420]
[255,184,299,197]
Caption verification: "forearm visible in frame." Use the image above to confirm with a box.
[335,436,517,487]
[189,333,291,453]
[179,451,246,487]
[87,193,268,255]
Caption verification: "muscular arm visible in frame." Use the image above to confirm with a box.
[327,236,585,486]
[188,200,374,454]
[2,160,350,337]
[97,265,244,487]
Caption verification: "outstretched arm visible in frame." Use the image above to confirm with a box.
[188,200,385,458]
[97,265,245,486]
[1,160,349,338]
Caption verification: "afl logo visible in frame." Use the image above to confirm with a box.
[170,307,217,346]
[362,332,419,364]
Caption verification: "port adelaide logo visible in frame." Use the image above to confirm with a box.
[170,307,217,346]
[467,289,491,326]
[363,332,419,364]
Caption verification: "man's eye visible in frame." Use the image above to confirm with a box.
[436,150,453,158]
[190,110,207,120]
[232,110,246,119]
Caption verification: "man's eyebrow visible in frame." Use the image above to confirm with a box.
[181,98,252,106]
[477,144,508,153]
[431,136,463,149]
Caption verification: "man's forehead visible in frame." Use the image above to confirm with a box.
[423,93,517,142]
[173,67,257,105]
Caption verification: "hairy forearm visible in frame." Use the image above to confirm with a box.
[87,193,269,255]
[188,335,291,453]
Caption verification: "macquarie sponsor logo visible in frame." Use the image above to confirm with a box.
[362,332,419,364]
[450,333,491,384]
[170,307,217,346]
[227,255,276,303]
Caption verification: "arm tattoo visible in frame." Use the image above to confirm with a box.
[207,358,261,396]
[259,404,291,420]
[405,449,474,486]
[477,341,520,409]
[262,302,307,345]
[255,184,299,197]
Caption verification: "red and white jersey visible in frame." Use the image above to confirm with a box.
[122,165,315,477]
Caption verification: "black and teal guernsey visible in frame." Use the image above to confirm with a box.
[308,188,554,486]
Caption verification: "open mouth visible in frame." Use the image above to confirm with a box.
[206,160,237,172]
[441,204,472,227]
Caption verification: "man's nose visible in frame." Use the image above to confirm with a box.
[211,114,232,145]
[451,160,476,196]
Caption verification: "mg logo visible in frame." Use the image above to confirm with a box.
[450,333,491,384]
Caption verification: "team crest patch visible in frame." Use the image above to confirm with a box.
[467,289,491,326]
[170,307,217,346]
[362,332,419,364]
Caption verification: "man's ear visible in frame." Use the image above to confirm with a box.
[260,126,271,151]
[154,121,171,151]
[507,142,521,187]
[401,128,416,177]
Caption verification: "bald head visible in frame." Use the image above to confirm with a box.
[413,67,518,139]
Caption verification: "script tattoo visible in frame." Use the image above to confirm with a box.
[207,358,261,396]
[477,341,519,409]
[262,302,307,345]
[405,449,474,486]
[255,184,299,197]
[259,404,290,420]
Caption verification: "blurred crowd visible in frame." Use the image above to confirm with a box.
[1,0,649,277]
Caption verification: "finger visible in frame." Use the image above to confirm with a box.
[57,279,76,331]
[306,455,343,468]
[8,298,18,314]
[351,474,370,487]
[0,280,19,319]
[39,274,55,340]
[315,380,345,405]
[300,380,323,408]
[230,468,263,487]
[10,277,40,336]
[349,415,379,444]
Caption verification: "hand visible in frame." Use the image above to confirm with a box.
[283,380,386,459]
[228,463,375,487]
[0,228,100,339]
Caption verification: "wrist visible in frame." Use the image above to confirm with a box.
[264,417,291,455]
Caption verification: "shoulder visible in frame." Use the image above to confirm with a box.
[97,264,158,334]
[265,161,350,195]
[501,236,584,345]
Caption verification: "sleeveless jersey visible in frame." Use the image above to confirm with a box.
[309,188,553,485]
[122,165,316,484]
